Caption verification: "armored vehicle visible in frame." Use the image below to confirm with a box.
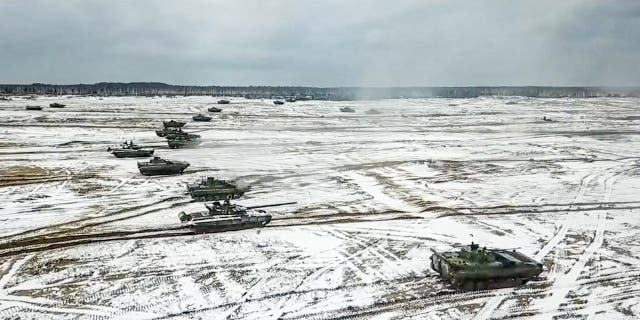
[217,99,230,104]
[163,120,186,128]
[25,105,42,110]
[339,106,355,113]
[187,177,247,201]
[431,242,543,290]
[107,141,153,157]
[178,201,295,233]
[111,149,154,158]
[137,156,189,175]
[193,114,212,122]
[273,100,284,105]
[208,106,222,112]
[49,103,66,108]
[285,97,296,102]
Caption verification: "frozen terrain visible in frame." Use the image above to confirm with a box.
[0,96,639,319]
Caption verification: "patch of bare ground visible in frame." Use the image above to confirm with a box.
[0,165,97,187]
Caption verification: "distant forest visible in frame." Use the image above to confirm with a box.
[1,83,639,100]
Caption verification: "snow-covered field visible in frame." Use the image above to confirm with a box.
[0,95,639,319]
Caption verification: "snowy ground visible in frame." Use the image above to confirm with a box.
[0,95,639,319]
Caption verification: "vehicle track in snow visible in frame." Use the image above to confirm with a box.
[473,163,634,319]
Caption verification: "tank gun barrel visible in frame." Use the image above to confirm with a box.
[246,201,297,210]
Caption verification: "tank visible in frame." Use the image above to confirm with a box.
[193,114,212,122]
[107,141,153,157]
[137,156,190,176]
[187,177,248,201]
[25,105,42,110]
[178,201,296,233]
[208,106,222,112]
[273,100,284,105]
[430,242,543,290]
[339,106,355,113]
[49,103,65,108]
[110,148,154,158]
[217,99,230,104]
[285,97,296,102]
[163,120,186,128]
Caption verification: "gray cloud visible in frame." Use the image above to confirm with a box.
[0,0,639,86]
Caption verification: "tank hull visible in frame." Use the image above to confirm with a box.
[111,149,154,158]
[189,189,245,201]
[138,163,189,176]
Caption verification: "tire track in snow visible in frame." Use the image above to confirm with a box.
[472,164,622,320]
[533,165,630,317]
[344,171,423,214]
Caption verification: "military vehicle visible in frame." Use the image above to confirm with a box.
[163,120,186,128]
[178,201,296,233]
[108,140,154,158]
[365,108,381,115]
[505,101,518,105]
[285,97,296,102]
[25,105,42,110]
[208,106,222,112]
[217,99,230,104]
[49,103,65,108]
[273,100,285,105]
[187,177,248,201]
[193,114,212,122]
[137,156,190,175]
[111,148,154,158]
[339,106,355,113]
[430,242,543,290]
[156,127,181,138]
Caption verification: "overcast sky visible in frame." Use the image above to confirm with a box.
[0,0,639,86]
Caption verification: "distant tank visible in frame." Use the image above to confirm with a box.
[217,99,230,104]
[192,114,212,122]
[49,103,65,108]
[137,156,189,175]
[273,100,285,105]
[431,242,543,290]
[187,177,248,201]
[163,120,186,128]
[339,106,355,113]
[285,97,296,102]
[25,105,42,110]
[178,201,296,233]
[108,141,153,158]
[208,106,222,112]
[505,101,518,105]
